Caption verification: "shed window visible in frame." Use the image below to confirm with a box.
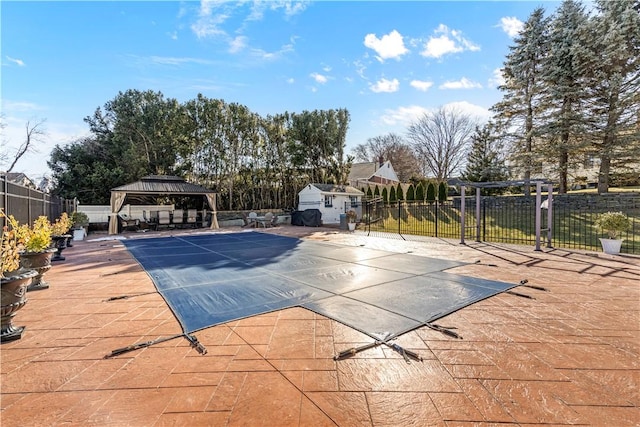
[324,195,333,207]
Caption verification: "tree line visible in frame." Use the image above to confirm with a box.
[354,0,639,195]
[46,0,638,209]
[48,91,351,209]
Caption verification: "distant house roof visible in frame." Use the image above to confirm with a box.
[111,175,215,195]
[348,163,378,181]
[3,172,36,189]
[305,183,364,195]
[348,160,399,185]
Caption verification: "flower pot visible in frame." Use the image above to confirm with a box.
[72,228,86,241]
[599,238,623,255]
[348,222,356,232]
[1,269,37,342]
[19,248,57,291]
[51,235,72,261]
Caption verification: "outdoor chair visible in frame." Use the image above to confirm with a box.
[172,209,184,228]
[247,212,258,228]
[118,213,139,232]
[258,212,274,228]
[143,210,157,231]
[158,211,171,229]
[186,209,198,228]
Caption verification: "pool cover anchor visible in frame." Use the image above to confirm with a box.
[334,339,423,363]
[424,322,462,339]
[104,333,207,358]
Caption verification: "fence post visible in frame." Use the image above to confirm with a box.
[475,187,481,242]
[460,185,466,244]
[535,182,542,251]
[546,183,553,248]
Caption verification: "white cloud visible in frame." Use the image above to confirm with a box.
[488,68,504,88]
[1,100,42,112]
[410,80,433,92]
[439,77,482,90]
[148,56,215,66]
[229,36,248,53]
[6,56,25,67]
[421,24,480,59]
[380,105,429,126]
[445,101,491,122]
[499,17,523,38]
[370,78,399,93]
[310,72,328,84]
[364,30,409,62]
[379,101,490,128]
[287,77,295,84]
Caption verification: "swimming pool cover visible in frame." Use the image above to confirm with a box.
[122,232,519,341]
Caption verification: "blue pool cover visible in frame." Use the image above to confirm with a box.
[122,232,519,340]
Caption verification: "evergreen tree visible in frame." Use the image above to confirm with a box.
[461,123,508,193]
[367,187,373,198]
[396,183,404,200]
[389,186,396,203]
[538,0,589,193]
[406,185,415,201]
[492,7,550,195]
[373,185,380,197]
[381,187,388,203]
[415,182,425,201]
[426,182,436,203]
[438,181,448,202]
[574,0,640,193]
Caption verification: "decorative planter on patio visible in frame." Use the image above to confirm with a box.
[1,269,37,342]
[599,238,623,255]
[20,248,57,291]
[51,234,72,261]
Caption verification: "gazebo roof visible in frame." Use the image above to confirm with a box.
[111,175,215,195]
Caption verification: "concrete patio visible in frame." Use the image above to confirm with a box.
[1,225,638,426]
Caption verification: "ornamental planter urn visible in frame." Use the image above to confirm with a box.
[1,269,37,342]
[20,248,57,291]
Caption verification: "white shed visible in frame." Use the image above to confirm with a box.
[297,183,364,224]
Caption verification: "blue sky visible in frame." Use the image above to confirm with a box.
[2,0,566,180]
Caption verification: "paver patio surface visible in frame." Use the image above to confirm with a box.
[1,225,638,426]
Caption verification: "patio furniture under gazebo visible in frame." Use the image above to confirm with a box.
[108,175,219,235]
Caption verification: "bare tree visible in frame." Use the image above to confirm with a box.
[3,119,47,173]
[406,106,478,179]
[352,133,421,181]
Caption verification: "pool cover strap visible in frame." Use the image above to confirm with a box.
[105,333,207,358]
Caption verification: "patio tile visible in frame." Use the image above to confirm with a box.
[367,392,446,427]
[2,227,638,426]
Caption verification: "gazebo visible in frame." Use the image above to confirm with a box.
[109,175,219,234]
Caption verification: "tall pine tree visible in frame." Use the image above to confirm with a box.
[574,0,640,193]
[539,0,589,193]
[492,7,550,195]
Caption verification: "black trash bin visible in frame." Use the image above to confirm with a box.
[339,213,347,230]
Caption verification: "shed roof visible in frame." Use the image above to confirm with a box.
[111,175,215,194]
[307,183,364,195]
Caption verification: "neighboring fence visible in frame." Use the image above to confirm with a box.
[363,193,640,254]
[1,175,71,225]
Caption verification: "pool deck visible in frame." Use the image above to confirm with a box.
[1,225,639,426]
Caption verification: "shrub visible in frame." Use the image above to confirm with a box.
[51,212,72,236]
[594,211,632,239]
[1,210,22,277]
[16,216,53,253]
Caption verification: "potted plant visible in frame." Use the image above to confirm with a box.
[346,210,357,231]
[594,211,632,254]
[70,211,89,241]
[50,212,73,260]
[1,209,37,341]
[16,216,55,291]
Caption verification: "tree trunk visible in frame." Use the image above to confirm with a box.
[597,156,610,194]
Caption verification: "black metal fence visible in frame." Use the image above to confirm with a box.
[363,193,640,254]
[1,175,71,226]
